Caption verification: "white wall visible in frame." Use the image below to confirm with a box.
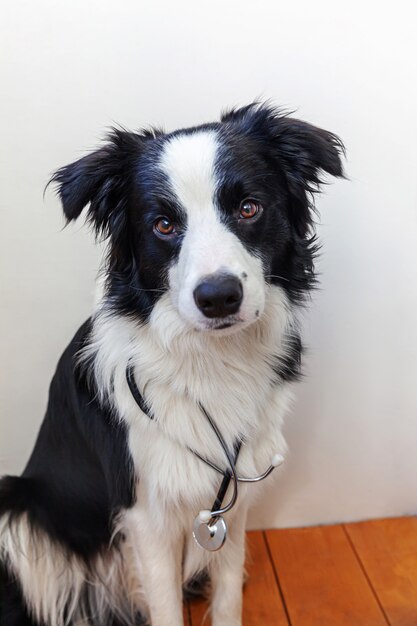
[1,0,416,529]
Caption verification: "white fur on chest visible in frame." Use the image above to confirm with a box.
[86,285,293,514]
[82,285,295,591]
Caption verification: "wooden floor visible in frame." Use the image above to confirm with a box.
[184,517,417,626]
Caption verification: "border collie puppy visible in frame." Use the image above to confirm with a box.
[0,104,344,626]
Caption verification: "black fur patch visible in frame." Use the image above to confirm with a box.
[216,104,343,303]
[0,320,135,558]
[272,333,303,382]
[183,569,211,601]
[0,563,39,626]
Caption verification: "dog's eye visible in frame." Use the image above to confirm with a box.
[154,217,176,236]
[239,199,262,220]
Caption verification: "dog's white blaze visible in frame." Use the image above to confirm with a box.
[160,131,218,213]
[160,131,266,331]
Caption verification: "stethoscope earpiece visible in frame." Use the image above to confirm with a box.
[198,509,212,523]
[272,453,285,468]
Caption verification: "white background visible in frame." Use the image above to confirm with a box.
[1,0,416,529]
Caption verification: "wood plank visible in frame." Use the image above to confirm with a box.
[183,601,192,626]
[265,524,388,626]
[243,531,289,626]
[345,517,417,626]
[188,595,210,625]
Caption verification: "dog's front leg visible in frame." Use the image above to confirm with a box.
[209,508,247,626]
[135,507,184,626]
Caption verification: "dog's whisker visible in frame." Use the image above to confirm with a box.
[130,286,166,293]
[265,274,290,283]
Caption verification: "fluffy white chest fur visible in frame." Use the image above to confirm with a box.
[85,285,293,597]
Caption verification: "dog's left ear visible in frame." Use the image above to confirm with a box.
[223,104,345,236]
[49,130,144,238]
[272,115,345,235]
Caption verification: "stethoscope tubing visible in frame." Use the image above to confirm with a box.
[197,403,281,519]
[192,449,278,482]
[197,402,240,518]
[126,363,282,523]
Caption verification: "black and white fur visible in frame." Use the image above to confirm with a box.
[0,104,344,626]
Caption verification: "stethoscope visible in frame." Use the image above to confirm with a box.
[126,364,284,551]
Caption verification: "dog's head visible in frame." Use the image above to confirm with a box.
[51,104,344,334]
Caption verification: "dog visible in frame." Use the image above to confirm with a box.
[0,103,344,626]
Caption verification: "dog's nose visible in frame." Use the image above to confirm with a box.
[193,274,243,318]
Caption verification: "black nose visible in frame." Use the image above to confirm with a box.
[193,274,243,319]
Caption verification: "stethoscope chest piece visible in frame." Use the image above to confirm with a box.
[193,514,227,552]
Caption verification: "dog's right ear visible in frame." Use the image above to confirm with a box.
[49,130,144,238]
